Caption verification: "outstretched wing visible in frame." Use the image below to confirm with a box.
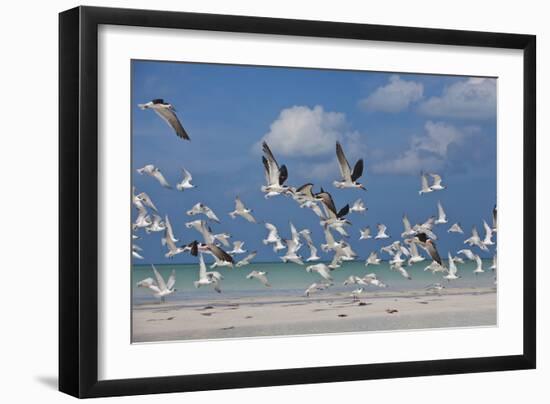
[351,159,364,182]
[335,141,352,181]
[154,106,190,140]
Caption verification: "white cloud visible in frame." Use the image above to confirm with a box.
[372,121,474,174]
[255,105,347,157]
[418,78,496,119]
[359,75,424,113]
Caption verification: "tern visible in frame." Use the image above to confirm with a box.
[401,215,417,238]
[464,226,489,251]
[426,283,445,294]
[473,254,485,274]
[299,229,321,262]
[315,188,351,232]
[162,215,179,245]
[406,241,425,265]
[350,198,367,214]
[246,270,271,287]
[135,191,158,212]
[429,173,446,191]
[137,164,172,189]
[235,251,257,268]
[263,222,285,252]
[414,232,442,266]
[186,202,220,223]
[228,241,246,255]
[261,141,289,198]
[435,201,448,224]
[137,265,176,303]
[213,232,231,247]
[419,172,433,195]
[185,219,215,244]
[306,263,334,283]
[176,168,195,191]
[146,214,166,233]
[321,227,343,252]
[304,282,330,297]
[333,141,365,190]
[193,253,222,293]
[457,249,476,261]
[359,227,372,240]
[163,231,186,259]
[391,260,412,280]
[132,244,144,260]
[482,220,494,246]
[350,288,366,301]
[138,99,190,140]
[229,197,257,223]
[281,239,304,265]
[374,223,390,239]
[448,222,464,234]
[424,260,446,274]
[365,251,381,267]
[444,253,460,281]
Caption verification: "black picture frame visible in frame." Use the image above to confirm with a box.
[59,6,536,398]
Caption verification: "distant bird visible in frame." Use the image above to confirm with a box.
[235,251,257,268]
[401,215,416,238]
[406,241,425,266]
[299,229,321,262]
[133,204,152,231]
[429,173,446,191]
[306,263,333,283]
[263,223,285,252]
[289,222,302,249]
[304,282,330,297]
[261,141,289,198]
[137,265,176,303]
[229,197,256,223]
[359,227,372,240]
[389,250,406,266]
[350,288,366,301]
[333,141,365,190]
[362,273,388,288]
[365,251,381,267]
[425,283,445,294]
[424,260,446,274]
[391,260,411,280]
[228,241,246,255]
[448,222,464,234]
[193,253,222,293]
[435,201,448,224]
[413,216,438,240]
[186,202,220,223]
[281,239,304,265]
[132,244,144,260]
[473,254,485,274]
[135,191,158,212]
[419,172,433,195]
[482,220,494,246]
[321,227,343,252]
[213,232,231,247]
[375,223,390,239]
[464,226,489,251]
[185,219,215,244]
[138,99,190,140]
[163,231,186,259]
[146,214,166,233]
[176,168,195,191]
[350,198,367,214]
[457,248,476,261]
[137,164,172,189]
[162,215,179,245]
[444,253,460,281]
[246,270,271,287]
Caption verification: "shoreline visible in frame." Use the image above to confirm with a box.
[132,287,497,343]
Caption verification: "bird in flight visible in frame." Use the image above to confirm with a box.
[333,141,365,190]
[138,99,190,140]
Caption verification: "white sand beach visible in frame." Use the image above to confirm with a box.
[132,287,496,343]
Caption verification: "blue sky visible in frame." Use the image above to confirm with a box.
[131,60,497,265]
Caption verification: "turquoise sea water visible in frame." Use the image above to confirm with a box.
[132,259,496,304]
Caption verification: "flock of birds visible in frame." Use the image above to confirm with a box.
[133,99,497,303]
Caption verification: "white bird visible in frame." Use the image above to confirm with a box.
[362,273,388,288]
[389,251,406,266]
[365,251,381,267]
[162,215,179,245]
[187,202,219,223]
[333,141,366,190]
[464,226,489,251]
[263,222,285,252]
[132,244,144,260]
[435,201,448,224]
[359,227,372,240]
[375,223,390,239]
[473,254,485,274]
[281,239,304,265]
[406,241,425,265]
[457,249,476,261]
[137,164,172,189]
[424,260,446,274]
[133,204,152,230]
[350,288,366,301]
[299,229,320,262]
[229,197,256,223]
[350,198,367,214]
[138,99,190,140]
[185,219,215,244]
[453,256,465,264]
[444,253,460,281]
[228,241,246,255]
[137,265,176,303]
[261,141,289,198]
[163,231,185,259]
[213,232,231,247]
[176,168,195,191]
[401,215,416,238]
[419,172,433,195]
[146,214,166,233]
[482,220,494,246]
[246,270,271,287]
[289,222,302,250]
[391,261,412,280]
[235,251,257,267]
[425,283,445,293]
[304,282,330,297]
[135,191,158,212]
[429,173,446,191]
[321,227,343,252]
[306,263,333,283]
[193,253,222,293]
[448,222,464,234]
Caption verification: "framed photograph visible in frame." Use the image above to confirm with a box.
[59,6,536,398]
